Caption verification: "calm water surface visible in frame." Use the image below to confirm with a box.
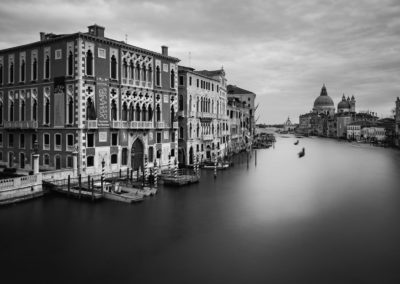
[1,136,400,283]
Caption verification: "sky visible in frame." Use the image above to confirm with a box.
[0,0,399,124]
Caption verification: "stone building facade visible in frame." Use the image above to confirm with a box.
[177,66,228,165]
[0,25,179,175]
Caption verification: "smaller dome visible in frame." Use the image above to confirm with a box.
[338,100,351,109]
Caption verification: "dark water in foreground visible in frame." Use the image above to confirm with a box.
[1,136,400,284]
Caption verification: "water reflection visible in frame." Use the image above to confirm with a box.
[1,135,400,283]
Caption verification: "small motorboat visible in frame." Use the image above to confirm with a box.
[294,140,299,145]
[202,161,230,170]
[298,148,305,158]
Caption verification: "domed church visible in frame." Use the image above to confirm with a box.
[337,94,356,113]
[313,84,335,115]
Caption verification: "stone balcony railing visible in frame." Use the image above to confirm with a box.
[86,120,98,129]
[202,134,214,141]
[131,121,153,129]
[155,121,171,129]
[111,120,129,129]
[198,112,216,119]
[173,121,178,128]
[3,120,38,129]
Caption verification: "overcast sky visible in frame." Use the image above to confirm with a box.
[1,0,399,123]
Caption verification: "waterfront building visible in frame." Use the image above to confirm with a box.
[227,97,251,152]
[0,25,180,175]
[282,117,296,132]
[177,66,228,165]
[227,85,256,137]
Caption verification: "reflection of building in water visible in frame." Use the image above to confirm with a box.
[0,24,179,174]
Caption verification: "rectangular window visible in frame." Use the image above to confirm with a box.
[44,134,50,150]
[55,49,62,60]
[170,148,175,157]
[87,133,94,147]
[156,132,162,143]
[67,134,74,150]
[189,76,192,86]
[31,134,37,149]
[196,144,199,152]
[8,134,14,148]
[66,156,73,168]
[0,152,2,161]
[111,133,118,146]
[111,154,118,164]
[55,134,61,150]
[20,133,25,149]
[179,76,184,86]
[0,133,2,147]
[196,79,199,88]
[87,156,94,167]
[201,144,204,151]
[98,48,106,59]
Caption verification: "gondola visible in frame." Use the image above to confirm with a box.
[298,148,305,158]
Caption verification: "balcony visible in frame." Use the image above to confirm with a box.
[155,121,170,129]
[111,120,129,129]
[202,134,214,141]
[66,145,75,152]
[3,121,38,129]
[86,120,98,129]
[198,112,216,119]
[130,121,153,129]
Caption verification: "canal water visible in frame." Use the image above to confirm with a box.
[1,135,400,283]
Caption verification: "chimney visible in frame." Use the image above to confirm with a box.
[88,24,105,37]
[161,45,168,56]
[40,32,46,41]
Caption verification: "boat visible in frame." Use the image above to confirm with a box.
[298,148,305,158]
[294,140,299,145]
[202,161,230,170]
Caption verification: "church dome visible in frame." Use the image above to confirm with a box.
[338,94,351,110]
[313,85,335,112]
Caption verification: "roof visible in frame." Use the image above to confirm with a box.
[0,27,180,62]
[177,66,220,82]
[197,69,225,77]
[227,85,255,95]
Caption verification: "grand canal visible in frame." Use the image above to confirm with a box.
[1,135,400,283]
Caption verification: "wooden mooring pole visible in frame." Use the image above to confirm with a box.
[78,174,82,199]
[91,178,94,201]
[255,149,257,166]
[67,175,70,196]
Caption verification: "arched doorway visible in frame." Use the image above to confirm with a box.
[189,146,193,165]
[131,139,144,171]
[178,148,185,165]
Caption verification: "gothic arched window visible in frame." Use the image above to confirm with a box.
[20,100,25,121]
[20,60,25,82]
[136,62,140,80]
[156,104,161,122]
[32,99,37,121]
[32,58,37,80]
[111,99,117,120]
[156,66,160,86]
[9,63,14,83]
[148,105,153,121]
[135,103,141,121]
[9,101,14,121]
[45,98,50,124]
[111,55,117,79]
[122,102,128,121]
[86,50,93,76]
[170,69,175,88]
[122,59,128,79]
[179,95,183,111]
[45,56,50,79]
[68,97,73,124]
[68,51,73,76]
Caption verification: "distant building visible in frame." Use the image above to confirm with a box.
[283,117,296,132]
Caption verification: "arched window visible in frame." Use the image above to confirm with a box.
[68,97,73,124]
[44,154,50,166]
[170,69,175,88]
[196,97,199,112]
[20,60,25,82]
[32,58,37,80]
[148,66,152,83]
[86,50,93,76]
[32,99,37,121]
[212,100,214,113]
[197,123,199,137]
[170,106,175,124]
[86,98,96,120]
[142,63,146,81]
[9,63,14,83]
[156,66,160,86]
[148,105,153,121]
[156,104,161,122]
[20,100,25,121]
[68,51,73,76]
[189,95,192,113]
[122,102,128,121]
[179,95,183,111]
[111,99,117,120]
[142,104,147,121]
[9,101,14,121]
[129,103,134,121]
[122,148,128,165]
[135,103,141,121]
[122,59,128,79]
[189,123,192,138]
[45,56,50,79]
[129,60,134,79]
[136,62,140,80]
[111,55,117,79]
[45,98,50,124]
[179,126,184,139]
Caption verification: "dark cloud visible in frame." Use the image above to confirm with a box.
[1,0,398,123]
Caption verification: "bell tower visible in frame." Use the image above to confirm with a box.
[350,95,356,113]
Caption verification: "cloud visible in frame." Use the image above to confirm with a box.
[0,0,399,122]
